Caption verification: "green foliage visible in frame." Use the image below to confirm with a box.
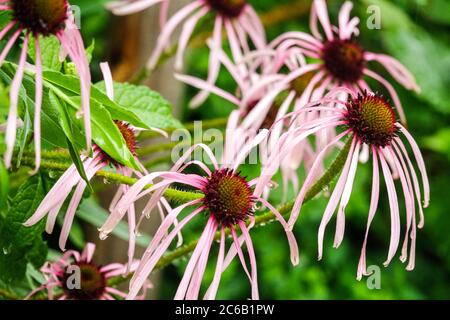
[49,91,92,189]
[361,0,450,115]
[0,176,48,283]
[0,159,8,211]
[423,128,450,160]
[28,36,64,72]
[95,81,183,129]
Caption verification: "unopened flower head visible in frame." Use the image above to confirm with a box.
[0,0,92,172]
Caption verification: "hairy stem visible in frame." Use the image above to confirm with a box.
[19,157,203,204]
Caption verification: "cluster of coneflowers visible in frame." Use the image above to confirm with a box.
[0,0,429,300]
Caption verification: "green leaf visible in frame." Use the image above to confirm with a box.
[0,81,8,119]
[49,91,92,190]
[422,128,450,160]
[14,100,32,168]
[0,82,9,155]
[0,11,12,29]
[86,40,95,64]
[414,0,450,26]
[70,96,140,170]
[362,0,450,115]
[28,35,63,71]
[39,71,139,169]
[0,67,33,166]
[95,81,183,129]
[0,175,48,283]
[21,72,68,150]
[1,64,69,151]
[43,71,153,129]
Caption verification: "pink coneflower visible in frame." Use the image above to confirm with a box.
[100,128,299,300]
[26,243,149,300]
[257,89,429,279]
[0,0,92,170]
[264,0,420,124]
[108,0,266,106]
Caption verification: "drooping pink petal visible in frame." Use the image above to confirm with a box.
[334,141,361,248]
[57,20,92,153]
[185,218,218,300]
[357,147,380,280]
[108,0,164,16]
[397,125,430,209]
[393,139,425,228]
[147,1,203,69]
[258,197,299,266]
[313,0,334,41]
[175,6,209,70]
[59,162,102,250]
[32,37,43,173]
[4,32,29,168]
[379,152,401,267]
[317,136,356,260]
[288,130,350,229]
[100,62,115,100]
[189,15,223,108]
[204,227,226,300]
[128,207,202,300]
[238,221,259,300]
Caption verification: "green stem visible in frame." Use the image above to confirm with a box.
[19,157,203,204]
[22,149,71,161]
[19,117,229,160]
[0,289,21,300]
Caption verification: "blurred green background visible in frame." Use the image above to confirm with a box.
[73,0,449,299]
